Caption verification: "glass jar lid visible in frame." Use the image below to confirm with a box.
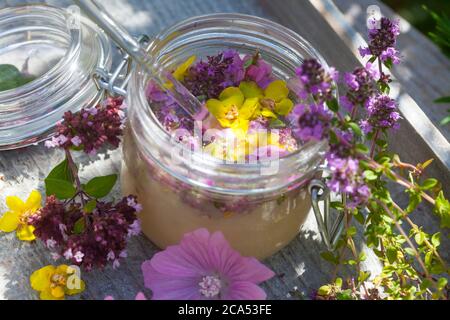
[0,4,112,150]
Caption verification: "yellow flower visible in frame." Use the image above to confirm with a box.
[204,129,286,161]
[239,80,294,118]
[165,55,196,89]
[30,265,85,300]
[0,190,41,241]
[203,129,249,162]
[173,55,196,82]
[206,87,259,134]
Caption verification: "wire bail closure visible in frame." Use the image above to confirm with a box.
[309,179,345,251]
[92,35,150,96]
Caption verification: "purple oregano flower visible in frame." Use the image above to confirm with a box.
[360,94,400,134]
[326,156,371,208]
[184,50,245,100]
[295,58,338,103]
[289,103,333,142]
[340,63,379,111]
[359,17,401,64]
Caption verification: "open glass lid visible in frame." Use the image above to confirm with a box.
[0,4,112,150]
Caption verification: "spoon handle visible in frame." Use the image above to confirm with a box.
[73,0,205,118]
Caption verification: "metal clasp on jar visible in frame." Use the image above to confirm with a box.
[92,35,150,96]
[309,178,345,252]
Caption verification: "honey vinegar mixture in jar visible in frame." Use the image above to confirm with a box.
[122,14,330,259]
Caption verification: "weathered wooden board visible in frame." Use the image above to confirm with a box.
[0,0,448,300]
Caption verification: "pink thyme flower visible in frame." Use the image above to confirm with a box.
[141,228,275,300]
[28,195,141,271]
[45,97,125,154]
[244,54,273,89]
[74,251,84,263]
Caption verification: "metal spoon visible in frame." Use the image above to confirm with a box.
[73,0,205,119]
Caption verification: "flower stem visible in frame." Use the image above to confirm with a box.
[65,149,86,207]
[391,201,447,269]
[367,159,436,206]
[370,130,380,159]
[376,200,431,279]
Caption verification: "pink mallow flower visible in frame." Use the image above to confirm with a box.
[141,228,275,300]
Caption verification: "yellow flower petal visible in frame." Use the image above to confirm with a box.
[51,286,66,299]
[17,224,36,241]
[40,290,63,300]
[275,98,294,116]
[219,87,244,104]
[239,81,264,99]
[206,99,227,120]
[264,80,289,102]
[239,97,259,120]
[30,266,55,292]
[230,119,250,136]
[6,196,26,213]
[25,190,42,212]
[260,108,277,119]
[0,211,20,232]
[56,264,70,274]
[172,55,196,82]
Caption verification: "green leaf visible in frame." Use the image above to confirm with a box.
[84,200,97,213]
[318,285,331,296]
[0,64,34,91]
[336,289,354,300]
[330,201,344,211]
[329,129,338,145]
[347,226,357,236]
[425,251,433,266]
[414,232,425,245]
[45,178,77,200]
[364,170,378,181]
[358,271,371,283]
[269,118,286,128]
[404,248,416,256]
[355,143,369,154]
[383,58,393,70]
[378,81,390,95]
[335,277,343,288]
[347,122,362,137]
[434,191,450,228]
[243,58,253,69]
[431,232,441,247]
[437,278,448,290]
[326,98,339,113]
[406,192,422,213]
[375,139,388,149]
[421,178,438,190]
[320,251,339,265]
[359,251,367,262]
[420,278,433,291]
[386,247,398,264]
[73,217,86,235]
[46,159,74,183]
[441,115,450,126]
[434,96,450,104]
[83,174,118,199]
[354,210,365,224]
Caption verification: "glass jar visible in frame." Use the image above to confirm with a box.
[0,4,111,150]
[122,14,330,259]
